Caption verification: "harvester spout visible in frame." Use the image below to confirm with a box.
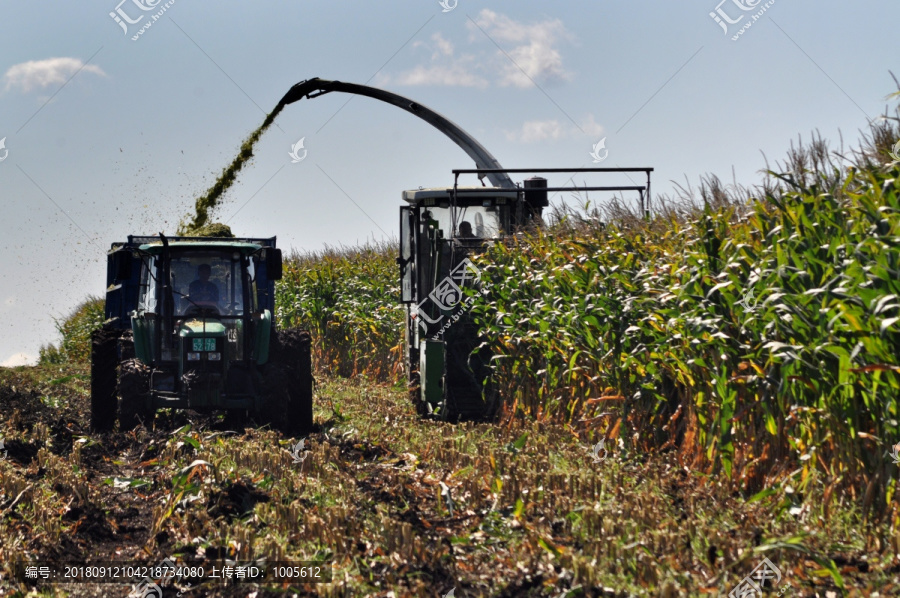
[277,77,515,189]
[278,78,329,107]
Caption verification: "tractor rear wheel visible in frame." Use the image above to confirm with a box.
[262,328,313,435]
[90,325,120,432]
[118,358,152,430]
[258,361,290,429]
[281,328,314,435]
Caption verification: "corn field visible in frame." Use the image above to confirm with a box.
[469,158,899,504]
[39,296,105,366]
[276,242,405,381]
[273,109,900,513]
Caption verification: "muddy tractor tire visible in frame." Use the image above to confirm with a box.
[117,358,152,430]
[90,325,121,432]
[261,328,313,435]
[258,361,290,429]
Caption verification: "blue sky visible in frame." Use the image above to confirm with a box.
[0,0,898,365]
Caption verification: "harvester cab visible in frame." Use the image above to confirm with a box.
[92,234,312,434]
[400,168,653,421]
[400,186,521,420]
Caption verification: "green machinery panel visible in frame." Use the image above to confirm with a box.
[420,339,445,408]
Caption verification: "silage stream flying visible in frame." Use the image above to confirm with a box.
[178,102,286,234]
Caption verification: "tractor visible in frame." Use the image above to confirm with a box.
[90,233,312,434]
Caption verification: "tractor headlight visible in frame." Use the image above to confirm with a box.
[187,352,201,361]
[208,352,221,361]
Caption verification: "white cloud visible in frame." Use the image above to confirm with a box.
[429,32,455,60]
[392,63,488,88]
[4,57,106,93]
[384,33,488,89]
[386,12,574,90]
[505,114,605,143]
[1,352,36,367]
[506,119,566,143]
[470,9,573,88]
[581,114,605,137]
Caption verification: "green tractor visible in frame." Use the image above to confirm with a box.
[90,234,312,434]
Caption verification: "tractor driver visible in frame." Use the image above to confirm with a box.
[458,221,476,238]
[188,264,219,307]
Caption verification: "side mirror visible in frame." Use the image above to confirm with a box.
[266,248,283,280]
[113,250,133,282]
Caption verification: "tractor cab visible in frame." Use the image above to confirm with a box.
[92,234,312,435]
[128,238,279,404]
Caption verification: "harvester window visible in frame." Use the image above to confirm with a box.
[421,205,503,239]
[454,206,501,238]
[400,207,415,303]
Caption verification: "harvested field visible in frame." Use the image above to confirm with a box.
[0,362,895,597]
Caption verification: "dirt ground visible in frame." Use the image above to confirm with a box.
[0,365,895,597]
